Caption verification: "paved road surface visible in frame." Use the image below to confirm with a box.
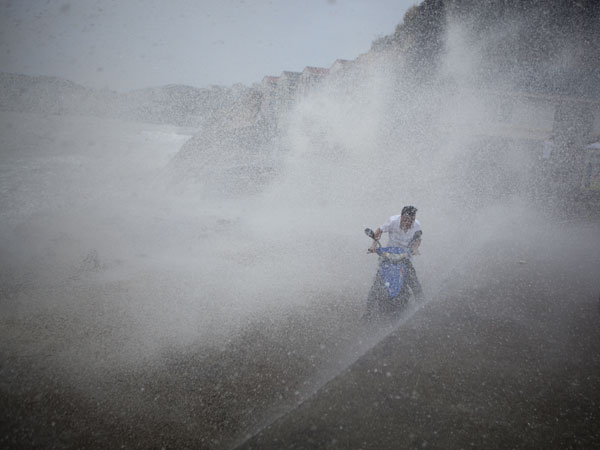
[2,220,599,450]
[237,234,600,449]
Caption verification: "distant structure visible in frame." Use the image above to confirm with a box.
[329,59,352,75]
[435,86,600,196]
[297,66,329,97]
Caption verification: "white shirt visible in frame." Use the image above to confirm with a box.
[381,215,422,249]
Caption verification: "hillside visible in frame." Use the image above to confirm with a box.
[374,0,600,98]
[0,72,227,127]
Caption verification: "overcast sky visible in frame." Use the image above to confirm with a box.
[0,0,416,92]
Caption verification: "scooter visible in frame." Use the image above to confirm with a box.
[363,228,421,321]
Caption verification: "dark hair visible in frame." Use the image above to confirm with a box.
[401,205,417,217]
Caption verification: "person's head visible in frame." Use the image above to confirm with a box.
[400,205,417,229]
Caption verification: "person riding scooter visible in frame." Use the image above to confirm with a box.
[364,206,424,320]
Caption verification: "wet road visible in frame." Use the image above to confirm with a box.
[237,237,600,449]
[2,221,600,450]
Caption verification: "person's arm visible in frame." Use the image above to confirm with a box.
[374,227,382,240]
[409,230,423,255]
[410,239,421,255]
[368,227,383,253]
